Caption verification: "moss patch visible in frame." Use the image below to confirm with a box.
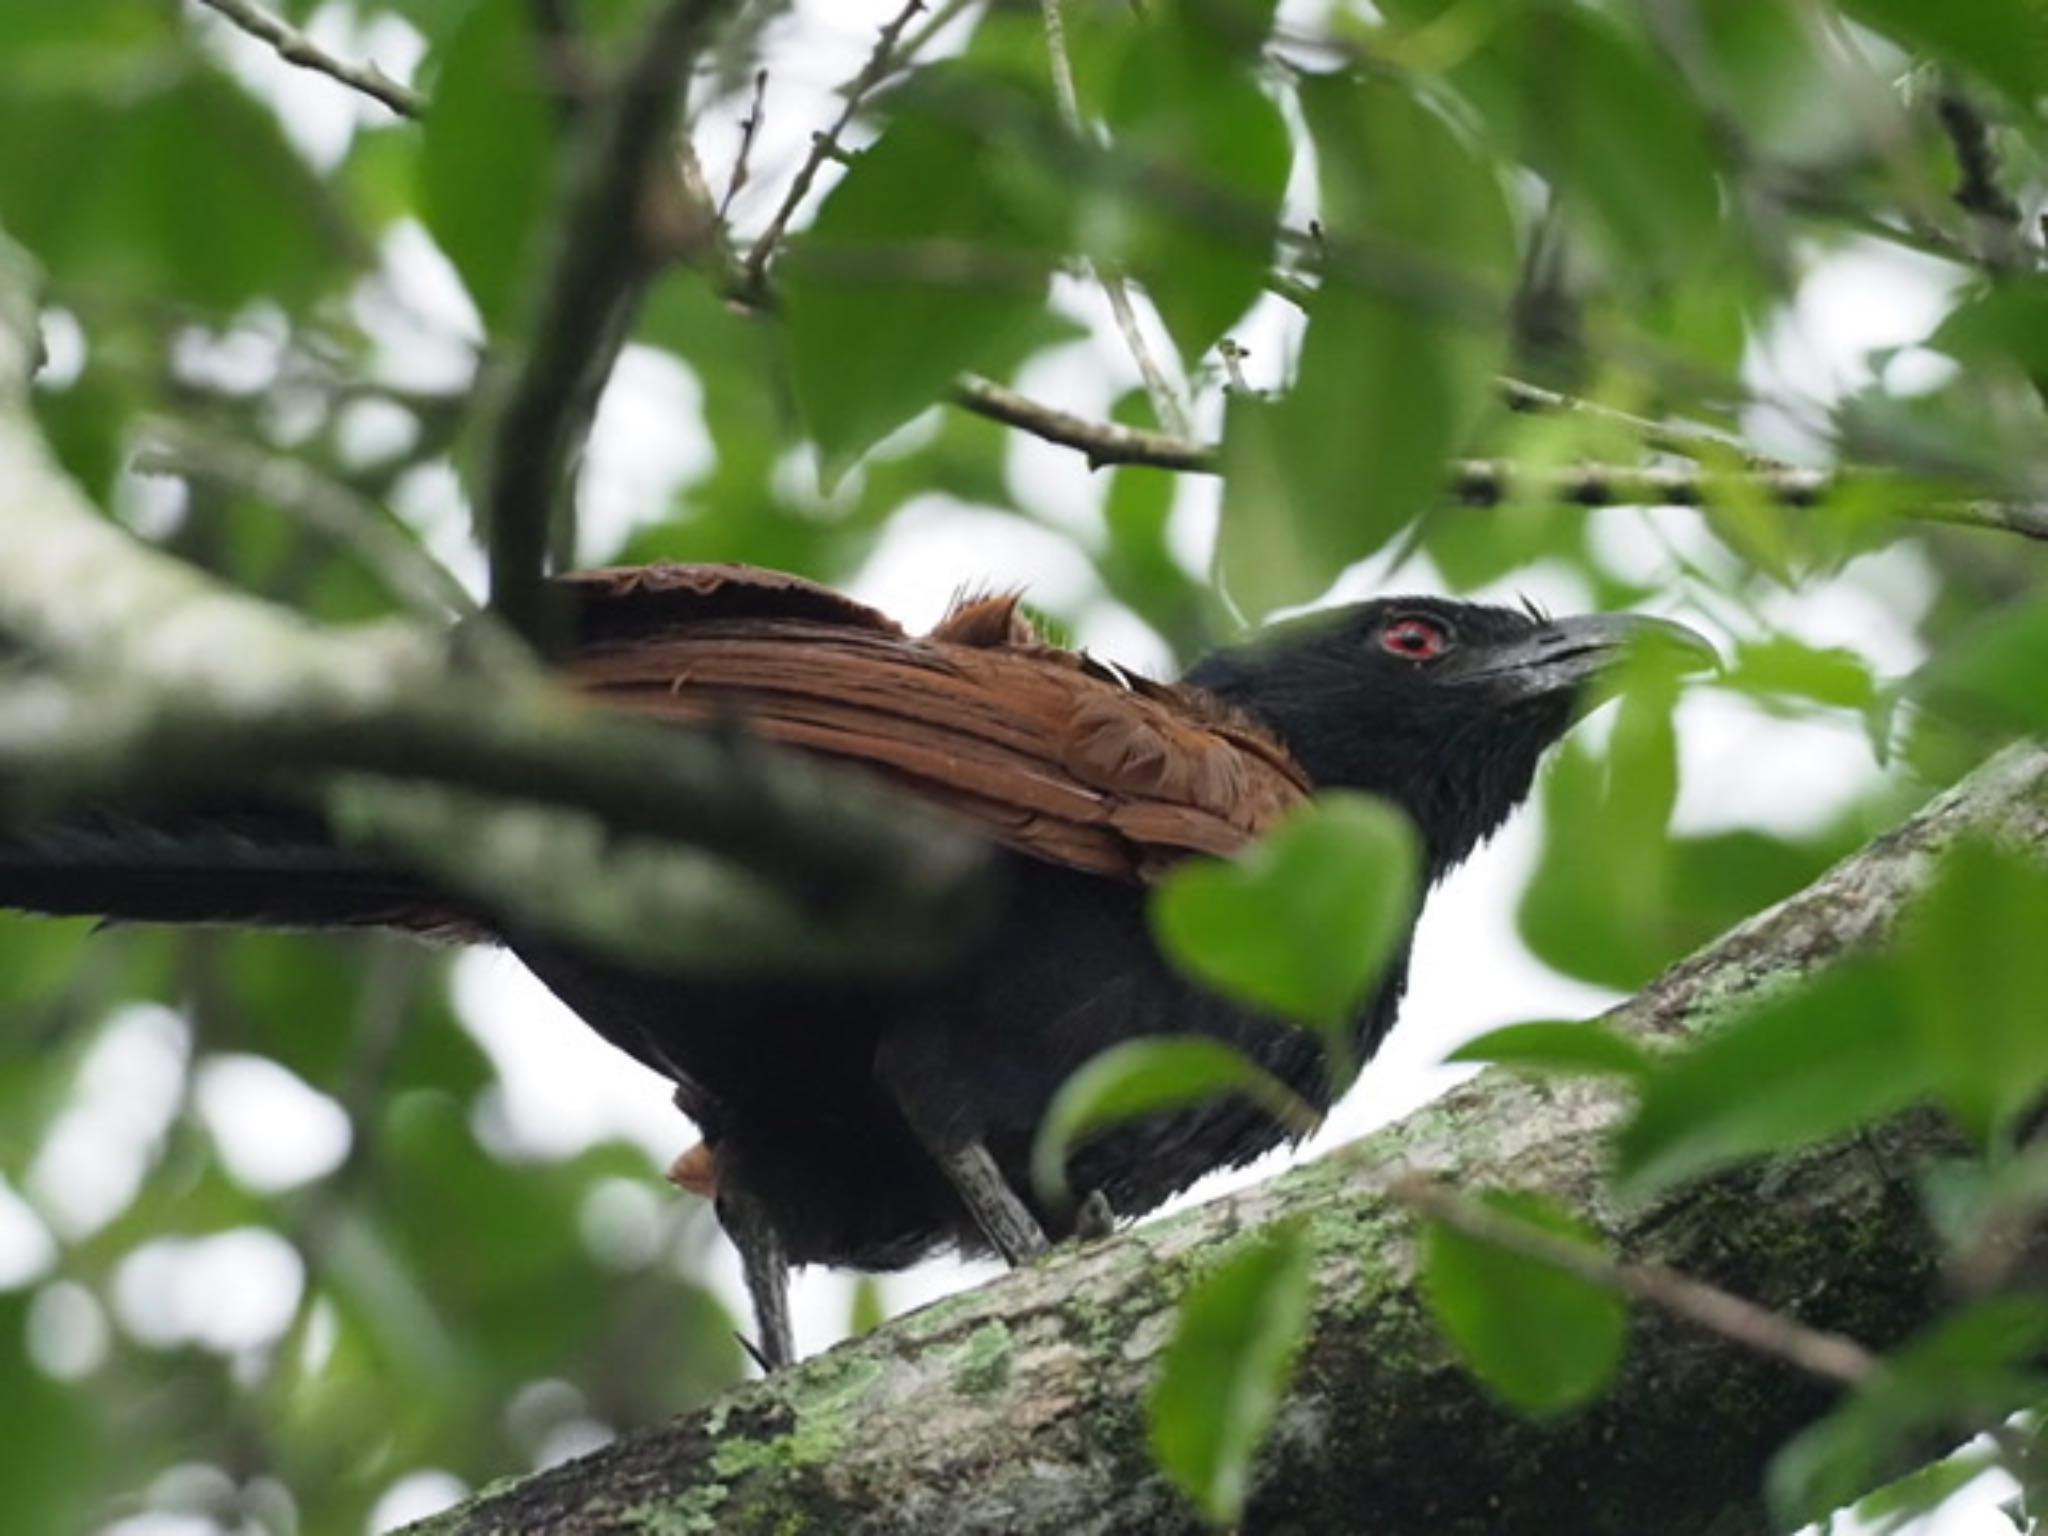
[950,1322,1016,1394]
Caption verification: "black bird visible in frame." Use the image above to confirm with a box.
[0,563,1710,1367]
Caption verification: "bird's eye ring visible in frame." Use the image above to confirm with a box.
[1381,617,1449,660]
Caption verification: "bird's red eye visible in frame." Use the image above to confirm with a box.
[1381,617,1448,660]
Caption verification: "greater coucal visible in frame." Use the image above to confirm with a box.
[0,563,1710,1367]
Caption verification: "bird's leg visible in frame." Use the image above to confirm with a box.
[874,1035,1050,1266]
[933,1138,1050,1265]
[717,1188,793,1372]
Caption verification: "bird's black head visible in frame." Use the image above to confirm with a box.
[1185,596,1714,878]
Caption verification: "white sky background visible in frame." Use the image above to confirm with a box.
[0,2,2021,1532]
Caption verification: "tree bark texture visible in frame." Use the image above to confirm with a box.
[408,746,2048,1535]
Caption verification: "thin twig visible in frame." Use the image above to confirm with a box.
[721,68,771,219]
[1497,377,1791,471]
[1217,338,1251,393]
[478,0,732,645]
[1394,1177,1881,1388]
[191,0,423,117]
[740,0,931,292]
[950,373,2048,538]
[891,0,976,74]
[1038,0,1190,438]
[954,374,1208,468]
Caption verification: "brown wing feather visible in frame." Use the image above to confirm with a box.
[556,564,1311,882]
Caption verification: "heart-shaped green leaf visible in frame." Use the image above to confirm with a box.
[1151,793,1420,1064]
[1031,1037,1318,1203]
[1450,1020,1652,1082]
[782,88,1068,480]
[1216,73,1512,616]
[1149,1223,1314,1526]
[1422,1191,1626,1418]
[418,0,555,335]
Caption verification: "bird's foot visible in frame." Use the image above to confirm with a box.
[1073,1188,1116,1243]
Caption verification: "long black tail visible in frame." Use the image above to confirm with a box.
[0,804,452,933]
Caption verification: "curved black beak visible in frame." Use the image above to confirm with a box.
[1448,613,1719,704]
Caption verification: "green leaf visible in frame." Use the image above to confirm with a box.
[848,1276,887,1337]
[1450,1020,1652,1081]
[1517,678,1683,990]
[1217,73,1511,616]
[0,0,178,90]
[1842,0,2048,111]
[1613,963,1931,1200]
[1031,1037,1317,1202]
[1931,278,2048,397]
[1694,0,1860,162]
[1899,839,2048,1145]
[782,89,1067,478]
[1769,1296,2048,1527]
[1106,2,1291,364]
[1148,1224,1314,1526]
[1725,637,1879,714]
[1151,792,1420,1051]
[418,0,556,333]
[0,68,352,314]
[1421,1191,1626,1418]
[1461,7,1721,269]
[0,1295,100,1533]
[1917,598,2048,736]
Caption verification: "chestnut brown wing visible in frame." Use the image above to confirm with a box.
[555,565,1311,882]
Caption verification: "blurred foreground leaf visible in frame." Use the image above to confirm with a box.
[1151,793,1419,1057]
[1421,1191,1625,1418]
[1031,1036,1317,1203]
[1148,1223,1314,1527]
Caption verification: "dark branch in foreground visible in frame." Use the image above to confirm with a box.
[407,744,2048,1536]
[477,0,734,646]
[952,374,2048,539]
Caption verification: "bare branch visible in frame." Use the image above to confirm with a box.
[954,373,1211,470]
[740,0,934,293]
[477,0,734,645]
[721,68,770,220]
[191,0,423,118]
[0,676,988,972]
[952,373,2048,539]
[1496,376,1792,471]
